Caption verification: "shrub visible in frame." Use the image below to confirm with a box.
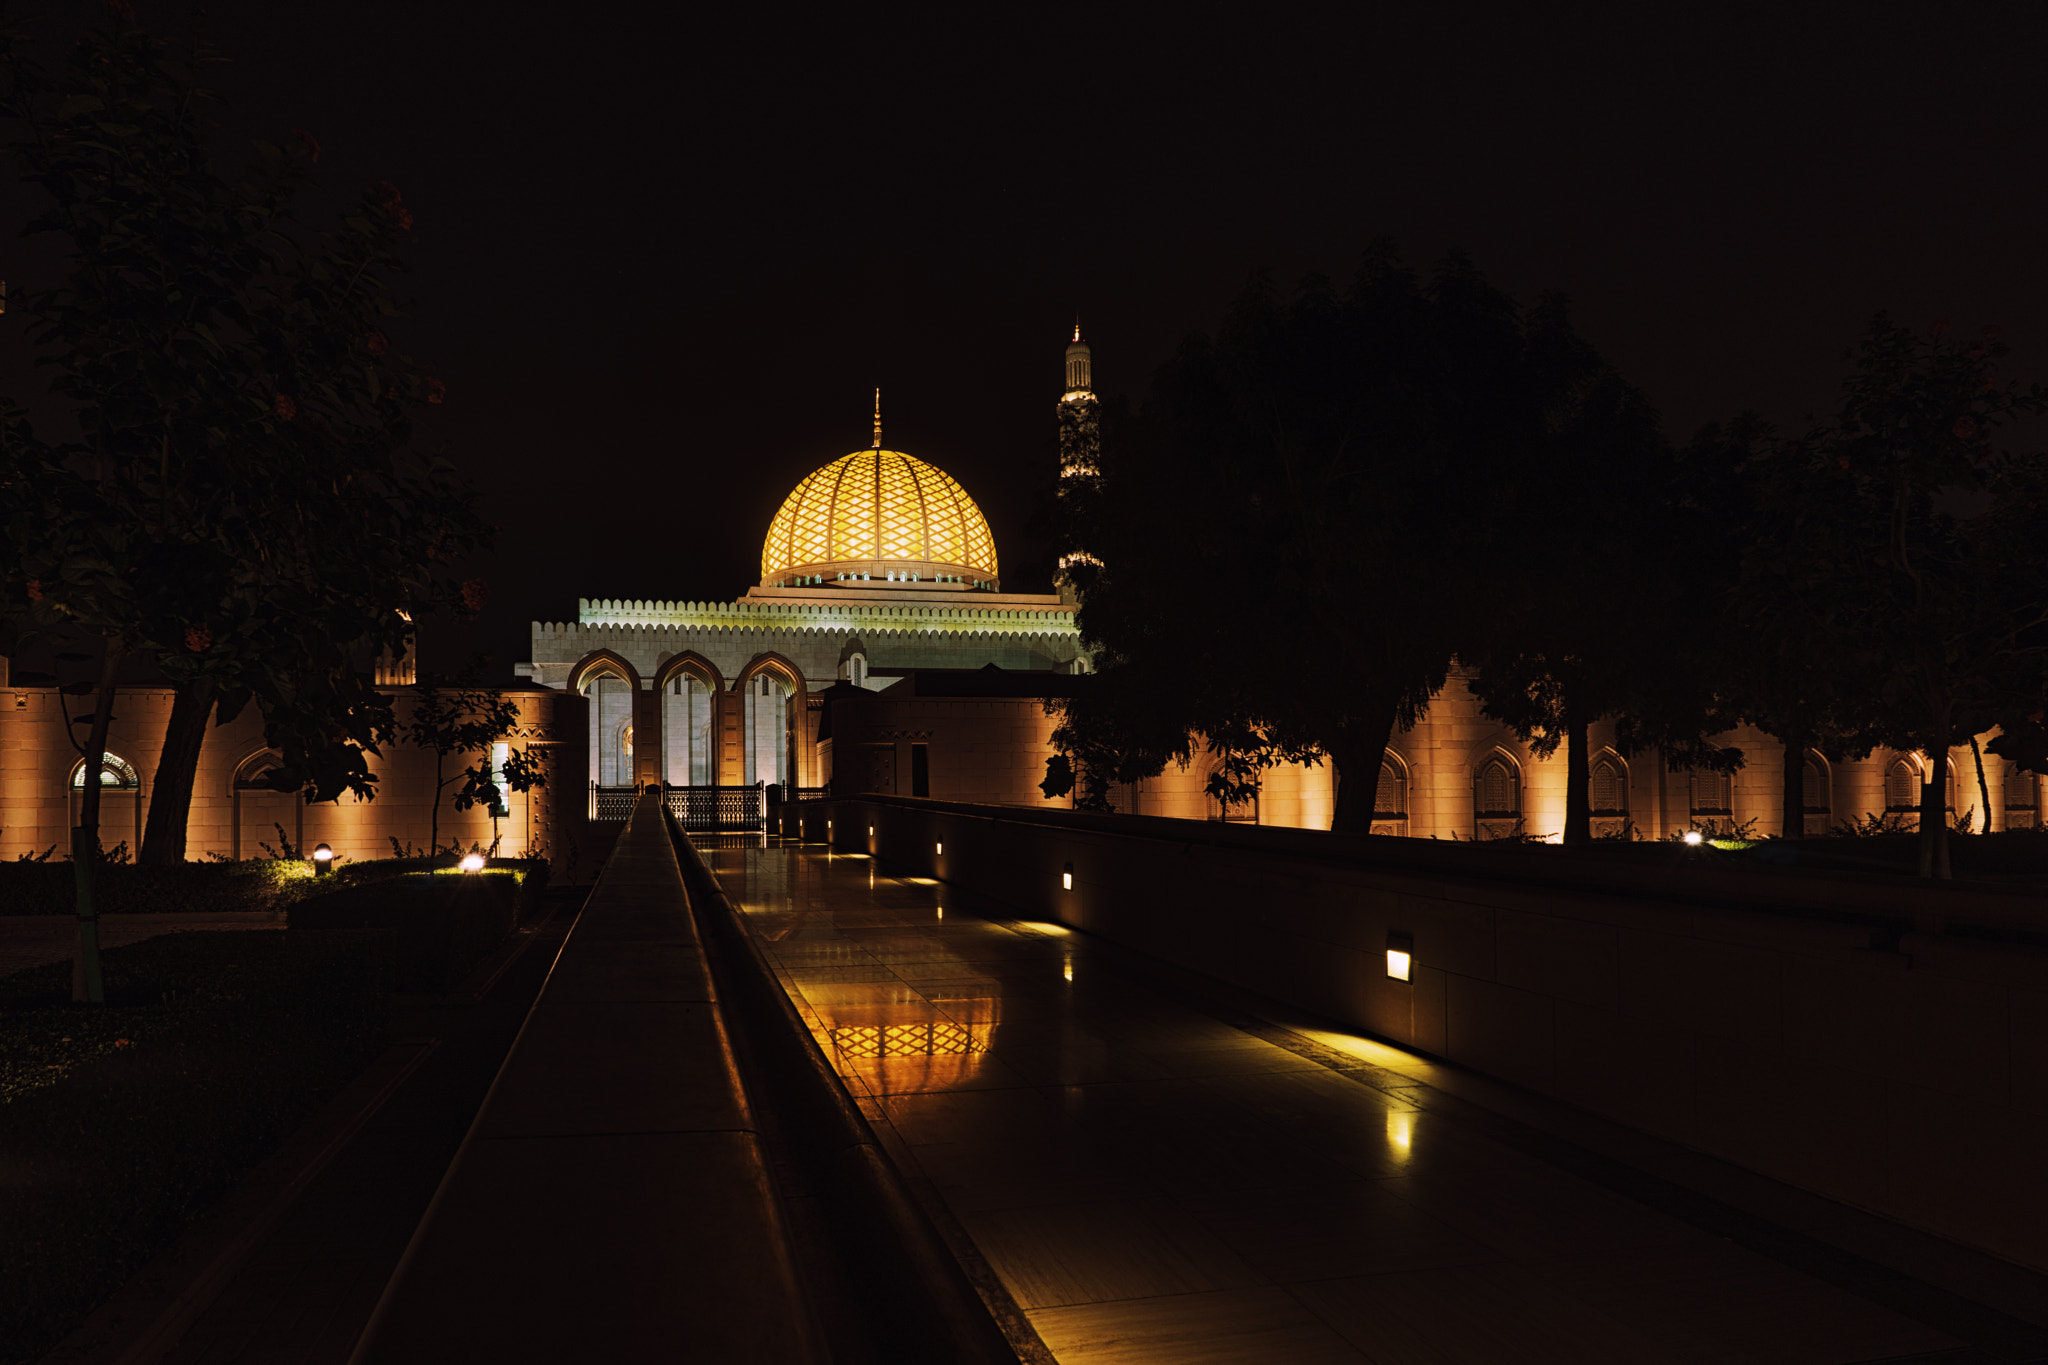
[0,930,393,1364]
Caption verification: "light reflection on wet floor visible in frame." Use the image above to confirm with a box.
[709,842,1965,1365]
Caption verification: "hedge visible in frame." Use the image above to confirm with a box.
[0,929,394,1365]
[0,854,447,917]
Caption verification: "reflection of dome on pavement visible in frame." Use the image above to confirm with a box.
[760,448,999,588]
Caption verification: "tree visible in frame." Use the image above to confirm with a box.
[1463,297,1743,845]
[1052,248,1507,832]
[0,8,490,888]
[1758,316,2048,875]
[401,674,548,855]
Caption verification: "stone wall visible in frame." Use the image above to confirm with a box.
[0,682,588,867]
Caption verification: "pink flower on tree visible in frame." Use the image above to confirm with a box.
[185,624,212,652]
[292,128,321,163]
[26,579,43,601]
[274,394,296,420]
[365,330,389,356]
[1953,416,1979,440]
[425,378,445,404]
[459,578,489,614]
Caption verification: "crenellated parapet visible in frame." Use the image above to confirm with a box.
[567,596,1081,637]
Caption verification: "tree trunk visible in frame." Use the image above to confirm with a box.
[430,749,443,853]
[72,640,122,1004]
[1562,715,1590,846]
[1971,734,1993,836]
[1918,746,1950,879]
[1780,732,1807,841]
[1329,689,1401,836]
[140,676,217,866]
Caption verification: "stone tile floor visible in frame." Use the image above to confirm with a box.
[712,841,2036,1365]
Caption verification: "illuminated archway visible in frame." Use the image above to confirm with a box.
[573,654,639,788]
[734,654,805,790]
[656,654,722,787]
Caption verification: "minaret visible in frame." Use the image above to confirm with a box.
[1056,323,1102,600]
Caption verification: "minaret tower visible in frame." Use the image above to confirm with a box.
[1056,323,1102,600]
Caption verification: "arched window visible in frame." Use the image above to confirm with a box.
[1802,755,1831,813]
[1474,756,1519,819]
[1885,757,1920,812]
[1690,768,1731,816]
[70,753,143,859]
[844,653,868,688]
[1375,758,1406,818]
[231,751,300,862]
[71,753,139,789]
[2006,763,2039,829]
[1589,753,1628,815]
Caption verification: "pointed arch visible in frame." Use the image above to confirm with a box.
[2005,759,2040,829]
[566,649,641,694]
[1375,750,1409,819]
[656,653,720,787]
[733,653,807,790]
[654,651,723,694]
[732,651,806,695]
[1473,749,1521,819]
[1588,748,1629,815]
[1884,754,1922,812]
[229,748,299,861]
[571,651,640,788]
[1801,751,1832,814]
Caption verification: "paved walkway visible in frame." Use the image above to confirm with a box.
[711,840,2048,1365]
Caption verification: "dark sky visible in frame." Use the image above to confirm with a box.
[9,1,2048,673]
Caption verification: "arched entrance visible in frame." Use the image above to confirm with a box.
[743,672,791,788]
[662,672,714,786]
[577,665,635,789]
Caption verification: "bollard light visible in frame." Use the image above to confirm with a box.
[1062,861,1074,891]
[460,853,485,872]
[312,843,333,876]
[1683,830,1704,846]
[1386,931,1414,983]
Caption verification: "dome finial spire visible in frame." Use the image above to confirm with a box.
[872,387,882,449]
[1073,316,1082,343]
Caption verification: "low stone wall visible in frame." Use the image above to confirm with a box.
[795,796,2048,1274]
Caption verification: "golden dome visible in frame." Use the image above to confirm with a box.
[761,448,999,587]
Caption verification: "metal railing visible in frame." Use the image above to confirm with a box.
[666,783,765,831]
[591,784,637,822]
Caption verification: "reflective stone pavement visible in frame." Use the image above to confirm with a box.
[709,842,2048,1364]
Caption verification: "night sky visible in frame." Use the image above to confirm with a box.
[7,1,2047,674]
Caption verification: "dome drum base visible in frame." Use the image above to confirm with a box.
[766,558,1000,591]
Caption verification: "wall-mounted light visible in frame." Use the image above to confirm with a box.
[312,842,333,876]
[1682,830,1703,846]
[868,826,875,837]
[460,852,485,873]
[936,841,944,856]
[1386,931,1413,983]
[1062,861,1074,891]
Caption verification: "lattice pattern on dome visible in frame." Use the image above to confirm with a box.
[760,449,999,580]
